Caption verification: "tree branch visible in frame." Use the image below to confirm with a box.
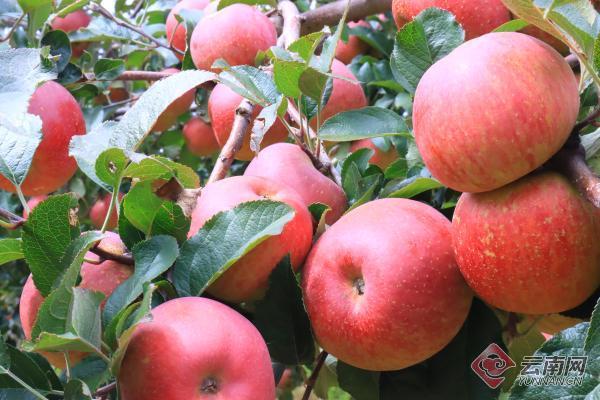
[94,381,117,398]
[302,350,328,400]
[299,0,392,35]
[89,3,184,56]
[207,99,255,184]
[277,1,302,48]
[552,140,600,208]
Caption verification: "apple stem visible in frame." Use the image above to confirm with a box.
[94,381,117,398]
[302,350,329,400]
[552,142,600,208]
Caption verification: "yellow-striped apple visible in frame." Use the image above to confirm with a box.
[453,172,600,314]
[414,32,579,193]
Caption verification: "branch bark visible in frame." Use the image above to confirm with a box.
[299,0,392,35]
[277,1,302,48]
[552,142,600,208]
[302,350,328,400]
[207,99,255,184]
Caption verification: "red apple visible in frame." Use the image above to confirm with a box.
[208,83,289,161]
[336,21,370,64]
[413,32,579,193]
[182,117,220,157]
[245,143,347,224]
[51,10,92,58]
[313,59,367,130]
[89,193,121,230]
[0,81,86,196]
[453,172,600,314]
[189,176,313,302]
[190,4,277,71]
[152,68,196,132]
[302,198,472,371]
[19,233,132,368]
[350,139,397,170]
[23,195,47,219]
[166,0,210,57]
[118,297,276,400]
[392,0,511,40]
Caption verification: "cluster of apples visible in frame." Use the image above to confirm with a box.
[12,1,600,399]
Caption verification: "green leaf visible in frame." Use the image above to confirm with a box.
[503,0,596,54]
[381,176,443,199]
[173,200,295,297]
[585,298,600,352]
[250,99,282,154]
[218,66,278,106]
[217,0,276,10]
[70,288,104,348]
[337,361,380,400]
[21,194,80,297]
[493,19,530,32]
[93,59,125,81]
[298,66,330,101]
[509,322,599,399]
[68,356,109,393]
[0,239,23,266]
[64,379,93,400]
[390,8,465,93]
[110,282,157,375]
[502,328,546,391]
[103,236,178,326]
[254,257,315,365]
[122,182,164,235]
[151,202,191,244]
[41,30,71,73]
[0,48,55,188]
[123,155,200,189]
[318,107,409,142]
[0,340,9,371]
[289,32,326,62]
[117,201,145,250]
[70,70,215,187]
[273,59,306,98]
[0,345,53,392]
[95,148,129,189]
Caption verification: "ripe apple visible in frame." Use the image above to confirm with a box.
[312,59,367,130]
[89,193,121,230]
[50,10,92,57]
[189,175,313,302]
[23,196,47,219]
[453,172,600,314]
[208,83,289,161]
[190,4,277,71]
[336,21,370,64]
[118,297,276,400]
[0,81,86,196]
[182,117,220,157]
[166,0,210,57]
[302,198,472,371]
[413,32,579,193]
[350,139,397,170]
[245,143,348,224]
[392,0,511,39]
[19,233,132,368]
[152,68,195,132]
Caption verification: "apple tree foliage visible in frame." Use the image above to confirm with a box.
[0,0,598,399]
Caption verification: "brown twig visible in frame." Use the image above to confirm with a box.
[552,139,600,208]
[207,99,255,184]
[302,350,328,400]
[94,381,117,398]
[565,54,579,71]
[85,70,173,82]
[89,3,184,56]
[0,12,25,43]
[299,0,392,35]
[287,103,342,185]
